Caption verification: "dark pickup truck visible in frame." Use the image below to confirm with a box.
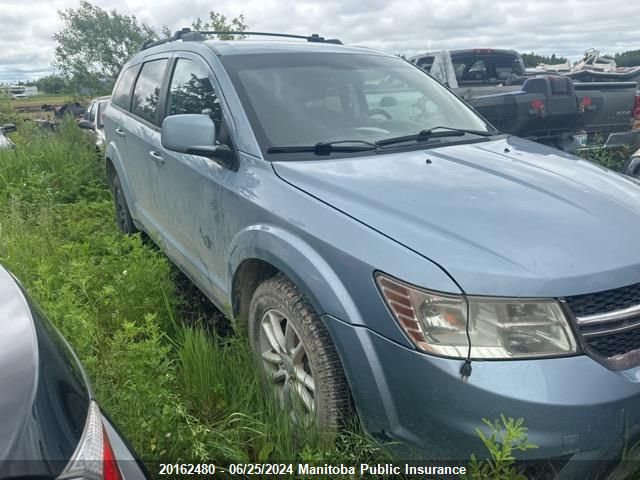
[409,49,640,153]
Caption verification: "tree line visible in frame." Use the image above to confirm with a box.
[614,50,640,67]
[521,53,568,68]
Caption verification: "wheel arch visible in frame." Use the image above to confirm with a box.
[228,225,363,327]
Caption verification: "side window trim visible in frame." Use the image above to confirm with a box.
[155,55,174,126]
[158,56,178,124]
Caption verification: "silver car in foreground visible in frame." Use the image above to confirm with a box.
[0,265,147,480]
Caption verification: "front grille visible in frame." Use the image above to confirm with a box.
[565,281,640,318]
[585,328,640,358]
[565,282,640,364]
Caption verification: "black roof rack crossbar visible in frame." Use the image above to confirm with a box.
[140,28,342,51]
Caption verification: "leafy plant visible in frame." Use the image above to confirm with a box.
[578,145,635,173]
[191,12,249,40]
[463,415,537,480]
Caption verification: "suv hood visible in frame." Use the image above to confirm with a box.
[273,137,640,297]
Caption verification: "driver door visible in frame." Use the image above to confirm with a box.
[153,53,233,301]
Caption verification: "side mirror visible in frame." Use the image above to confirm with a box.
[161,114,236,169]
[162,114,216,156]
[78,119,95,130]
[1,124,16,133]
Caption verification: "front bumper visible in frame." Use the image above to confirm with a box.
[323,314,640,475]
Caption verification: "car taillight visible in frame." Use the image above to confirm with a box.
[634,96,640,120]
[58,401,122,480]
[530,99,545,117]
[103,426,122,480]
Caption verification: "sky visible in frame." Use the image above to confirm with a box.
[0,0,638,82]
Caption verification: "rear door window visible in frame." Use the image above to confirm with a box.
[112,66,138,110]
[132,59,168,125]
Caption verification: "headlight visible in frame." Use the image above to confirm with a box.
[376,273,577,359]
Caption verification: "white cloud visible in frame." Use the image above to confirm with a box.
[0,0,638,81]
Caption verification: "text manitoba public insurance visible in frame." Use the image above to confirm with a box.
[298,464,467,476]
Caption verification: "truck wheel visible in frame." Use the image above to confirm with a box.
[248,274,351,430]
[108,172,138,234]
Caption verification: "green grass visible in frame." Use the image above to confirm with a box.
[0,115,386,474]
[1,93,74,108]
[0,93,79,121]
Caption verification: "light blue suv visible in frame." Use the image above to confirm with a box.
[104,29,640,476]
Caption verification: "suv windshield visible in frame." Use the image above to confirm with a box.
[222,52,491,155]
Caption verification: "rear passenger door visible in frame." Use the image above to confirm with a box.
[125,55,171,233]
[154,53,232,300]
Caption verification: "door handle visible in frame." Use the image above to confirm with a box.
[149,150,165,165]
[115,127,126,138]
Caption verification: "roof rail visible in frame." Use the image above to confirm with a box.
[140,28,342,51]
[198,31,343,44]
[140,28,200,51]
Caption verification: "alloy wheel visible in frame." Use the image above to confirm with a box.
[258,308,316,424]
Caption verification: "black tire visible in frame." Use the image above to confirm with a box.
[248,274,351,431]
[108,171,138,234]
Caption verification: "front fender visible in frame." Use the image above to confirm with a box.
[228,224,364,326]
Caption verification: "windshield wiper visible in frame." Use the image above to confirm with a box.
[267,140,379,156]
[375,126,496,147]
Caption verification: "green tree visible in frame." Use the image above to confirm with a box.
[53,1,157,93]
[614,49,640,67]
[53,2,249,93]
[35,75,68,94]
[191,12,248,40]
